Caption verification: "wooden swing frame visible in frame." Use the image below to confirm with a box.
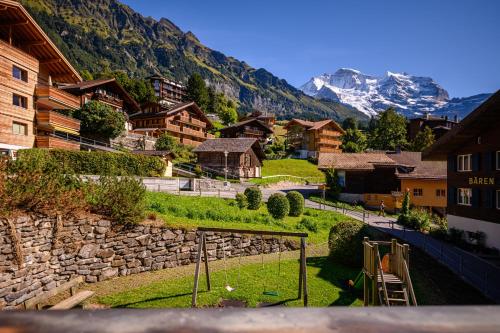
[191,227,309,307]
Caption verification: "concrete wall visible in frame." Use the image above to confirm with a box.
[0,214,298,309]
[448,214,500,249]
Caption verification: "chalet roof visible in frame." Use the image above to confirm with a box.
[193,138,265,161]
[130,101,214,129]
[388,152,446,180]
[285,119,345,133]
[220,119,273,134]
[0,0,81,83]
[318,153,395,170]
[423,90,500,160]
[60,78,140,112]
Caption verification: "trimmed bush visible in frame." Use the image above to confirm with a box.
[15,149,166,177]
[266,193,290,219]
[286,191,304,217]
[88,176,146,225]
[296,217,318,233]
[397,208,431,231]
[328,220,370,267]
[244,187,262,210]
[235,193,248,209]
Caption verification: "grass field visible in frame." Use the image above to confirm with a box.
[147,192,353,244]
[99,256,362,308]
[308,195,400,218]
[249,159,325,185]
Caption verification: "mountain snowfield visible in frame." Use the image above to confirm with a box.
[300,68,490,118]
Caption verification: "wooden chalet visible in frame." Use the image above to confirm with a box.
[148,75,187,106]
[60,78,140,131]
[240,110,276,129]
[408,113,459,141]
[0,0,83,154]
[193,138,265,179]
[129,101,214,147]
[219,118,274,144]
[285,119,344,158]
[423,90,500,249]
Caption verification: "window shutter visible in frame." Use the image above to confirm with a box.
[448,187,456,205]
[484,152,492,172]
[483,189,493,209]
[472,153,480,172]
[448,155,456,172]
[471,188,480,208]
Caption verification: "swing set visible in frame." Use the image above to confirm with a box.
[191,227,309,307]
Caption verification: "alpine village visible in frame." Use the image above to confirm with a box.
[0,0,499,331]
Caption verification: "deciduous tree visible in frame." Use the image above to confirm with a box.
[369,108,408,150]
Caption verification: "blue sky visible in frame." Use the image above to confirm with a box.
[121,0,499,97]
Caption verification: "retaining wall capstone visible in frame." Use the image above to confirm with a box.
[0,214,299,309]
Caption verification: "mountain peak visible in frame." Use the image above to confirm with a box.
[300,69,488,117]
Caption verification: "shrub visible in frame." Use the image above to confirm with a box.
[15,149,166,177]
[244,187,262,210]
[328,220,370,267]
[73,100,126,139]
[286,191,304,217]
[324,168,341,199]
[235,193,248,209]
[266,193,290,219]
[88,176,146,225]
[194,165,203,177]
[398,208,431,231]
[296,217,318,233]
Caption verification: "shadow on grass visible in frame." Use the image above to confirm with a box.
[112,291,200,308]
[306,256,361,306]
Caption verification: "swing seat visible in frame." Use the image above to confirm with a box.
[263,291,279,296]
[225,285,235,292]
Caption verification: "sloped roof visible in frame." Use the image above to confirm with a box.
[285,119,345,133]
[388,152,446,180]
[423,90,500,160]
[60,78,140,112]
[220,118,273,134]
[193,138,265,161]
[318,153,396,170]
[0,0,81,83]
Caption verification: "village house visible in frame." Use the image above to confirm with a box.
[148,75,187,106]
[318,151,448,213]
[408,114,459,141]
[129,101,214,147]
[423,91,500,249]
[285,119,344,159]
[193,138,265,179]
[0,0,83,156]
[219,118,274,144]
[60,78,141,131]
[240,110,276,129]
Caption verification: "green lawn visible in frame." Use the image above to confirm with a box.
[250,159,325,185]
[147,192,354,244]
[309,195,400,218]
[99,256,362,308]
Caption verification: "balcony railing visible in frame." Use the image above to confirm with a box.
[36,110,80,135]
[35,85,80,110]
[94,92,124,108]
[35,135,80,151]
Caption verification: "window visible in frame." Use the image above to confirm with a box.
[13,94,28,109]
[458,188,472,206]
[413,188,423,197]
[12,122,27,135]
[497,151,500,170]
[337,170,346,188]
[497,190,500,210]
[436,189,446,197]
[12,65,28,82]
[457,154,472,171]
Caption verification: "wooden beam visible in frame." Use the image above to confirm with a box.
[40,59,62,65]
[197,227,308,238]
[0,6,8,11]
[21,40,46,47]
[0,20,29,27]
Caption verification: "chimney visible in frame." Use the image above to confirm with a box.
[445,115,448,121]
[454,115,458,122]
[425,112,430,120]
[395,146,402,154]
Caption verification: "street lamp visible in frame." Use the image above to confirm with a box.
[224,150,229,182]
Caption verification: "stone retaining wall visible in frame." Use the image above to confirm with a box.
[0,214,298,309]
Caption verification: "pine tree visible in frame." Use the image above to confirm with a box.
[342,117,358,130]
[410,126,435,151]
[186,73,209,111]
[401,190,411,216]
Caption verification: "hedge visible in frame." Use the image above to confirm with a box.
[15,149,166,177]
[328,220,370,267]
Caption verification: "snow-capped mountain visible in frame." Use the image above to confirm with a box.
[300,68,489,118]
